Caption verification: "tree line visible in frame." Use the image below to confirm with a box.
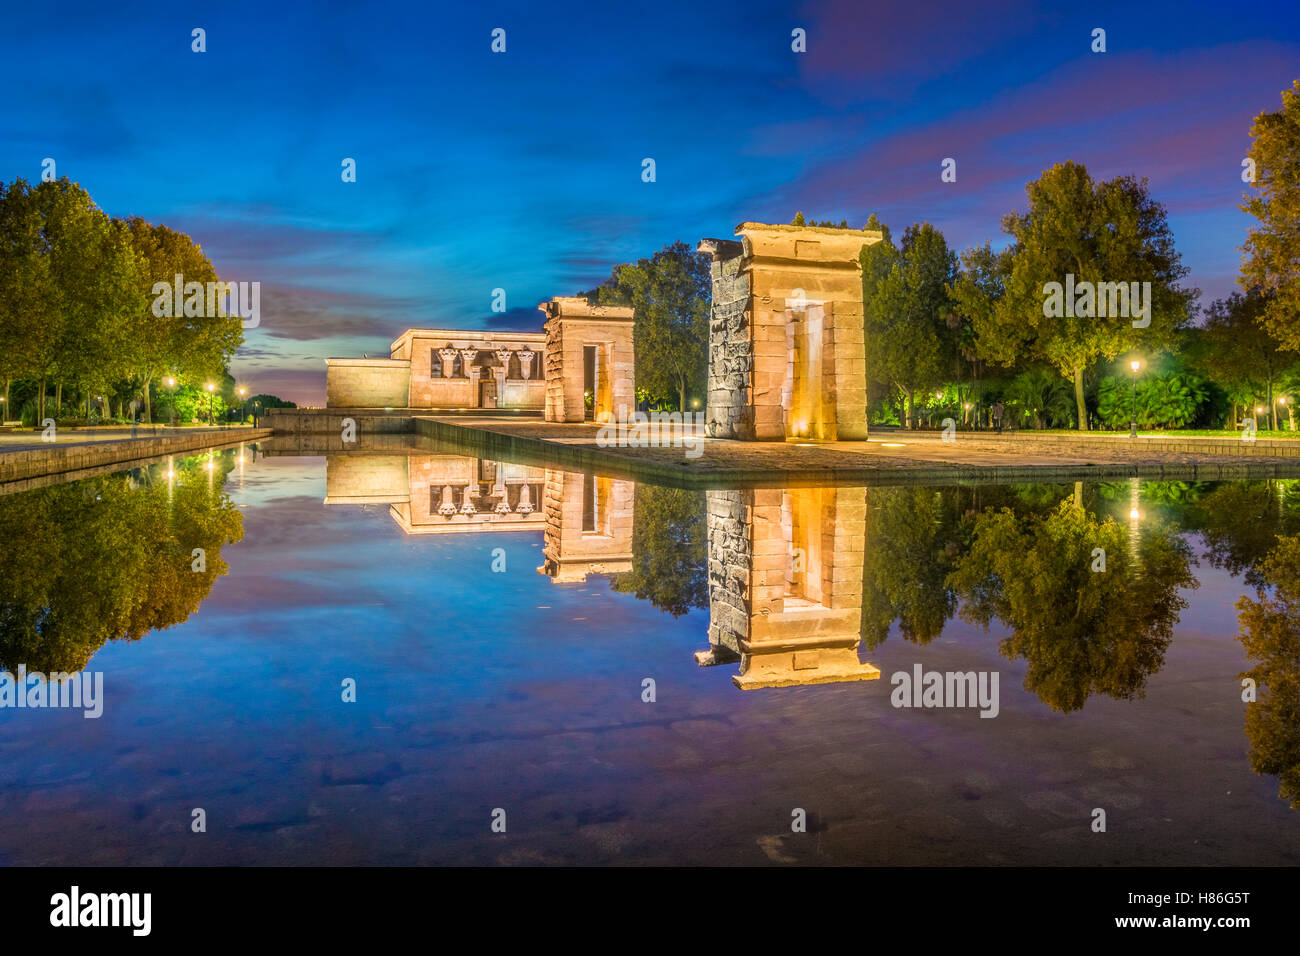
[0,177,244,425]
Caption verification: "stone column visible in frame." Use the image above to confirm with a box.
[458,349,479,377]
[492,350,510,407]
[437,348,458,378]
[495,349,513,378]
[517,349,535,380]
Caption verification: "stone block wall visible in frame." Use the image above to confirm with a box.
[399,330,545,410]
[325,358,411,408]
[705,489,751,657]
[700,241,753,439]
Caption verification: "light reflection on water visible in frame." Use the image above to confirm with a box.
[0,446,1297,865]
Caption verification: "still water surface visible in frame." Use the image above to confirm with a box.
[0,443,1297,865]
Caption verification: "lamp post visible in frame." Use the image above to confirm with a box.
[206,383,215,426]
[1129,359,1141,438]
[252,401,260,428]
[237,386,247,426]
[163,376,177,426]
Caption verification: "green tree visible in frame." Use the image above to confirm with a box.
[33,178,144,422]
[1096,360,1208,429]
[1198,290,1297,430]
[1241,80,1300,352]
[964,162,1196,429]
[592,241,709,411]
[0,452,243,673]
[125,217,242,422]
[863,221,957,428]
[0,180,56,413]
[860,486,960,647]
[1185,480,1300,588]
[1002,366,1076,429]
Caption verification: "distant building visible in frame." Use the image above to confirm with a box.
[324,297,634,420]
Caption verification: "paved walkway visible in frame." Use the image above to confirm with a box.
[415,416,1300,486]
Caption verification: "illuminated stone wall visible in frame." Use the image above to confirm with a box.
[539,297,635,423]
[324,358,411,408]
[698,222,882,441]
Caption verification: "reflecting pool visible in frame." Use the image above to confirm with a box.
[1,444,1298,865]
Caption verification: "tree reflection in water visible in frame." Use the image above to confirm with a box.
[610,484,707,617]
[1236,535,1300,810]
[946,497,1197,713]
[0,450,244,673]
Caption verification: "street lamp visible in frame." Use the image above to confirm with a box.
[252,401,260,427]
[206,383,215,426]
[237,386,247,425]
[1129,359,1141,438]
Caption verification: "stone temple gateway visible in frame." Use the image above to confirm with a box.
[699,222,882,442]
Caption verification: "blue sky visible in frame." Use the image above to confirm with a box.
[2,0,1296,403]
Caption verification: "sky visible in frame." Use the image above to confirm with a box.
[2,0,1297,405]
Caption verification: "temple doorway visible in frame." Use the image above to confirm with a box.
[478,371,498,409]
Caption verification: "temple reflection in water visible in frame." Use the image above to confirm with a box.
[323,454,879,689]
[697,488,879,689]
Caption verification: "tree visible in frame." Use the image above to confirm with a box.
[1002,366,1076,429]
[791,212,849,228]
[1096,360,1208,430]
[1198,290,1298,430]
[1241,80,1300,352]
[860,486,960,647]
[33,178,144,423]
[124,218,241,421]
[248,393,296,409]
[862,221,957,428]
[593,241,709,411]
[963,162,1196,429]
[0,180,59,420]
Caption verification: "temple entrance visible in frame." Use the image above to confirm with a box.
[786,302,833,441]
[583,345,597,421]
[478,370,498,409]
